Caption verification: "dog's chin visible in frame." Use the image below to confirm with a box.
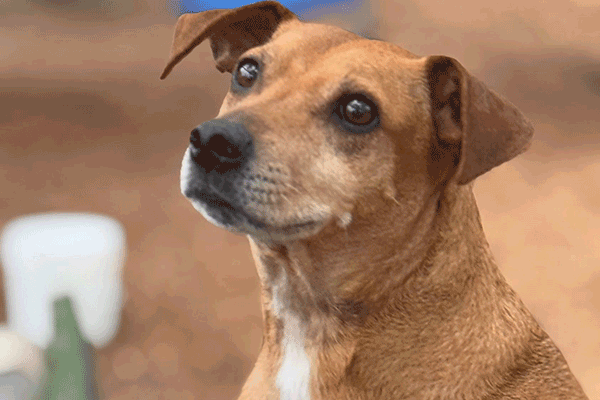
[186,196,329,243]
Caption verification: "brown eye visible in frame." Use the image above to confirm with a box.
[342,99,373,125]
[235,59,259,88]
[333,94,379,133]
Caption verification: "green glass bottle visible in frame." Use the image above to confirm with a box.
[40,296,100,400]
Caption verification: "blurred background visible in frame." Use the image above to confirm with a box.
[1,0,599,398]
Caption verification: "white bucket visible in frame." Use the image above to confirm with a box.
[0,213,126,348]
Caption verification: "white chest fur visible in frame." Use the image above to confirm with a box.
[272,280,312,400]
[276,313,311,400]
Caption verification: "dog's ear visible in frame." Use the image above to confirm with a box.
[160,1,296,79]
[425,56,534,185]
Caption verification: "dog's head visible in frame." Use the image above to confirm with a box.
[161,1,534,243]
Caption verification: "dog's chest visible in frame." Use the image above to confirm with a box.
[272,284,313,400]
[275,313,311,400]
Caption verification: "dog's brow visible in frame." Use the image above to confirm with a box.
[330,79,379,104]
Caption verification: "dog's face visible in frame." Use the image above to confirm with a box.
[180,21,436,242]
[165,1,533,244]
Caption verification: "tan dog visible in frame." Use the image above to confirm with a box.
[160,2,588,398]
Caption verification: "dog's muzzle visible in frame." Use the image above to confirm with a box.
[181,119,330,241]
[180,118,263,231]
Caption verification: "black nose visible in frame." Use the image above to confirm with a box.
[189,119,254,173]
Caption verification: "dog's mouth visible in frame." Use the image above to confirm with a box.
[184,187,324,241]
[180,146,329,241]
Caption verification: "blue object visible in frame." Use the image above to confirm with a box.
[177,0,363,15]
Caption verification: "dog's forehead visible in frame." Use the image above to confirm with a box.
[258,21,421,82]
[268,21,361,53]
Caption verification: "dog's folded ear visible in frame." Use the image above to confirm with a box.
[160,1,296,79]
[425,56,534,185]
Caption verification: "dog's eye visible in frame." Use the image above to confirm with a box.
[342,99,373,125]
[335,94,379,132]
[235,58,260,88]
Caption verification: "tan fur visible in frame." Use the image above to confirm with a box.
[161,2,589,398]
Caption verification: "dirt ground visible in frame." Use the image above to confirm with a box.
[1,0,598,398]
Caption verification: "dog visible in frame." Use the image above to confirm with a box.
[160,1,589,398]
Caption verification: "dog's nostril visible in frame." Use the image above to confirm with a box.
[190,127,201,147]
[207,133,243,162]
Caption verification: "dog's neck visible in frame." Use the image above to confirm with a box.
[246,183,537,397]
[248,183,504,343]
